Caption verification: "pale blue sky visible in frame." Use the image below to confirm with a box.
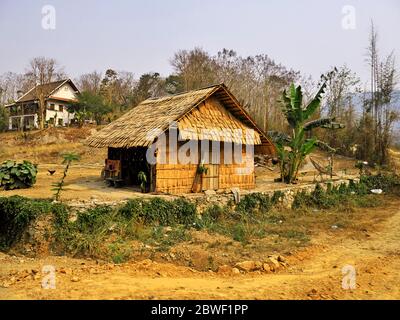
[0,0,399,86]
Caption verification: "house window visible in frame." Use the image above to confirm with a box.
[48,117,54,124]
[49,103,55,110]
[59,105,64,112]
[58,118,64,126]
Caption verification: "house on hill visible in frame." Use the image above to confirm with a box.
[5,79,79,130]
[87,84,275,194]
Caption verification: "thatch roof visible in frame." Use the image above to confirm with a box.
[87,84,273,148]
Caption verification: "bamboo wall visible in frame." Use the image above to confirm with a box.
[155,140,255,194]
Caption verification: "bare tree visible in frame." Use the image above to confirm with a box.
[24,57,65,87]
[75,71,103,94]
[99,69,138,113]
[171,48,217,91]
[365,23,399,164]
[24,57,66,129]
[0,72,30,105]
[170,48,299,132]
[321,66,361,155]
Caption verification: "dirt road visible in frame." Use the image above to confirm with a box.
[1,203,399,300]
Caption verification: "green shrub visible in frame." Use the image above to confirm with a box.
[195,204,228,229]
[236,193,272,215]
[0,160,38,190]
[108,240,132,263]
[118,198,145,220]
[142,198,177,225]
[172,198,197,225]
[360,173,400,193]
[75,206,113,232]
[271,190,285,205]
[118,197,196,226]
[52,205,114,257]
[0,196,53,249]
[292,177,387,210]
[203,204,226,221]
[232,223,247,243]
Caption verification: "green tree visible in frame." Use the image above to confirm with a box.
[131,72,165,106]
[70,91,111,125]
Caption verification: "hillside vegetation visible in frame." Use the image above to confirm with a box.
[0,127,106,165]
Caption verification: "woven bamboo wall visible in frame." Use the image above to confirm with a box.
[155,140,255,194]
[218,143,255,190]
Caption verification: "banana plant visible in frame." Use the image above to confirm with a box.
[271,82,344,183]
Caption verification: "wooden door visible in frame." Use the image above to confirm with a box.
[202,164,219,191]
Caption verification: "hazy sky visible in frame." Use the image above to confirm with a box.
[0,0,399,86]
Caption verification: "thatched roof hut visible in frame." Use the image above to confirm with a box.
[88,84,275,194]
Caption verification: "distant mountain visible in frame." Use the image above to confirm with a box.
[346,90,400,144]
[349,90,400,116]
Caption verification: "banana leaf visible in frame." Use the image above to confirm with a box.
[302,82,327,120]
[304,117,335,131]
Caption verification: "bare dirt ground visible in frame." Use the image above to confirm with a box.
[1,200,399,300]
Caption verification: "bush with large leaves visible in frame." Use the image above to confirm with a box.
[0,160,38,190]
[270,82,344,184]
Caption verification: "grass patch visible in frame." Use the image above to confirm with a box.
[292,181,382,211]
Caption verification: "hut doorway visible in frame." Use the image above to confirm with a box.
[106,147,152,191]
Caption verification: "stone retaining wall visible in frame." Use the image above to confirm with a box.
[182,178,360,211]
[66,178,360,212]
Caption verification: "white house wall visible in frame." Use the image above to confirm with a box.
[49,82,78,100]
[45,82,78,126]
[46,102,73,126]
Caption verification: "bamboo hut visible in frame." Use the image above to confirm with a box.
[87,84,275,194]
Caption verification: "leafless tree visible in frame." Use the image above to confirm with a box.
[170,48,299,132]
[365,23,399,164]
[320,66,361,155]
[75,71,103,94]
[171,48,217,91]
[24,57,66,129]
[0,72,29,105]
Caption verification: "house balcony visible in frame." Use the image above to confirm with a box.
[8,103,39,117]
